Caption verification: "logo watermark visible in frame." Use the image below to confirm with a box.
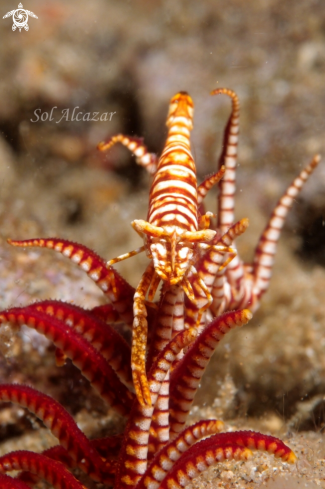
[30,107,117,123]
[3,3,38,32]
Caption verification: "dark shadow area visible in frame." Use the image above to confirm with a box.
[296,203,325,267]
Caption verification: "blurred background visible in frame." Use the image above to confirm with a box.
[0,0,325,477]
[0,0,324,250]
[0,0,324,257]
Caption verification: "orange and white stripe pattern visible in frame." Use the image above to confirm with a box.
[250,153,321,310]
[210,89,320,314]
[132,91,216,285]
[116,328,197,489]
[211,88,246,296]
[104,92,227,408]
[212,88,240,233]
[136,419,224,489]
[98,134,158,175]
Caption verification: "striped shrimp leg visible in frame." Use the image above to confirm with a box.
[169,310,252,438]
[115,328,197,489]
[136,419,224,489]
[196,166,226,206]
[132,261,157,407]
[98,134,158,174]
[251,154,321,311]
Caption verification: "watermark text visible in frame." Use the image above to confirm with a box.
[30,107,116,123]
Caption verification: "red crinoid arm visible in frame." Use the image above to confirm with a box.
[90,301,158,343]
[158,445,251,489]
[148,372,170,458]
[208,219,248,315]
[156,431,295,489]
[18,445,75,486]
[136,419,224,489]
[7,238,135,325]
[28,300,132,387]
[98,134,158,175]
[18,435,122,486]
[197,166,225,205]
[190,431,296,462]
[204,219,250,315]
[0,384,112,482]
[147,285,185,456]
[211,88,240,233]
[91,434,123,460]
[0,474,32,489]
[199,218,248,292]
[251,154,321,312]
[116,328,197,489]
[148,285,185,367]
[43,435,122,467]
[90,303,120,322]
[169,309,252,437]
[210,88,252,303]
[0,307,134,415]
[0,451,87,489]
[187,218,248,326]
